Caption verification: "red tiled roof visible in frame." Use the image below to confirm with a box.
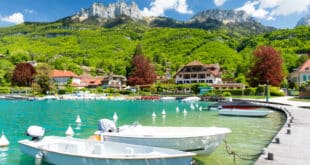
[52,70,78,78]
[81,77,103,86]
[185,60,203,66]
[297,59,310,72]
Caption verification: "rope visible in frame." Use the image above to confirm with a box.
[224,140,263,164]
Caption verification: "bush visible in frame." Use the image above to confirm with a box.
[269,87,285,96]
[58,89,66,95]
[256,86,265,95]
[0,87,10,94]
[244,88,256,95]
[119,90,131,95]
[222,92,231,97]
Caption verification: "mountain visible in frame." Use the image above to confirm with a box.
[64,1,143,25]
[58,2,273,35]
[296,15,310,27]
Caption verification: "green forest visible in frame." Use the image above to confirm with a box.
[0,21,309,86]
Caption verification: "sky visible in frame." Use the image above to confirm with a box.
[0,0,309,29]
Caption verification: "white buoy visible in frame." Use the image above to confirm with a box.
[113,112,118,122]
[190,103,195,110]
[65,124,74,137]
[183,109,187,115]
[176,107,179,113]
[0,131,9,147]
[162,109,166,116]
[75,115,82,124]
[152,112,156,118]
[196,104,199,108]
[199,106,202,111]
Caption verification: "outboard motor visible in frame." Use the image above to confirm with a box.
[26,126,45,141]
[98,119,116,133]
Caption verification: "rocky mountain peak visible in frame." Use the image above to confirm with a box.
[71,1,143,22]
[296,15,310,27]
[190,9,255,24]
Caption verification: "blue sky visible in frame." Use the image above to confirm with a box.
[0,0,309,28]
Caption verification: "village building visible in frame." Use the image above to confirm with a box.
[174,61,222,84]
[289,59,310,87]
[52,70,81,86]
[102,74,127,89]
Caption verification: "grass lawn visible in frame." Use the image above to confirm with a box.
[231,95,278,99]
[289,97,310,102]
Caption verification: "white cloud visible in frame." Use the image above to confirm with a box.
[237,0,310,21]
[270,0,310,16]
[236,1,272,19]
[142,0,193,17]
[214,0,227,7]
[1,12,24,24]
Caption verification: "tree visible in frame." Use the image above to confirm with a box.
[128,45,156,86]
[34,63,54,94]
[11,63,36,87]
[248,46,284,87]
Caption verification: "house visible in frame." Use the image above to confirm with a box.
[175,61,222,84]
[52,70,81,86]
[289,59,310,86]
[102,74,127,89]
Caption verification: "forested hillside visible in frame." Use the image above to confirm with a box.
[0,22,309,86]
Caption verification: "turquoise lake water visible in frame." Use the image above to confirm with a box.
[0,99,285,165]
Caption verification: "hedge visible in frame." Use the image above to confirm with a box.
[0,87,10,94]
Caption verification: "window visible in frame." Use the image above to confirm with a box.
[303,75,307,81]
[191,74,197,78]
[199,74,205,79]
[191,80,197,83]
[184,74,190,79]
[206,74,210,77]
[179,74,182,78]
[199,80,205,83]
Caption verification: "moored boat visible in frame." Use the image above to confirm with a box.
[19,126,196,165]
[218,109,273,117]
[181,96,201,102]
[95,120,231,155]
[209,100,262,110]
[160,96,176,101]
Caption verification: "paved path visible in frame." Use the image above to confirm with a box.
[247,97,310,165]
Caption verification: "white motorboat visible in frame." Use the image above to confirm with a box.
[160,96,176,101]
[181,96,201,102]
[218,109,273,117]
[19,127,195,165]
[96,120,231,155]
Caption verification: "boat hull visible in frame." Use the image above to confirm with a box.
[219,109,273,117]
[100,126,231,155]
[19,136,194,165]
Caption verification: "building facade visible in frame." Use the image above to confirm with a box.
[102,74,127,89]
[175,61,222,84]
[289,59,310,86]
[52,70,81,86]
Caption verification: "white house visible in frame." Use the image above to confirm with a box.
[52,70,81,86]
[174,61,222,84]
[289,59,310,86]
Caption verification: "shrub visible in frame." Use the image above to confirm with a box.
[222,92,231,97]
[0,87,10,94]
[244,88,256,95]
[269,87,285,96]
[58,89,66,95]
[119,90,131,95]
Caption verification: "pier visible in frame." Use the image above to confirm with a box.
[250,97,310,165]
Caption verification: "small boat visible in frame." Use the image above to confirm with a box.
[19,126,195,165]
[181,97,201,102]
[209,100,262,110]
[96,120,231,155]
[160,96,176,101]
[218,109,273,117]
